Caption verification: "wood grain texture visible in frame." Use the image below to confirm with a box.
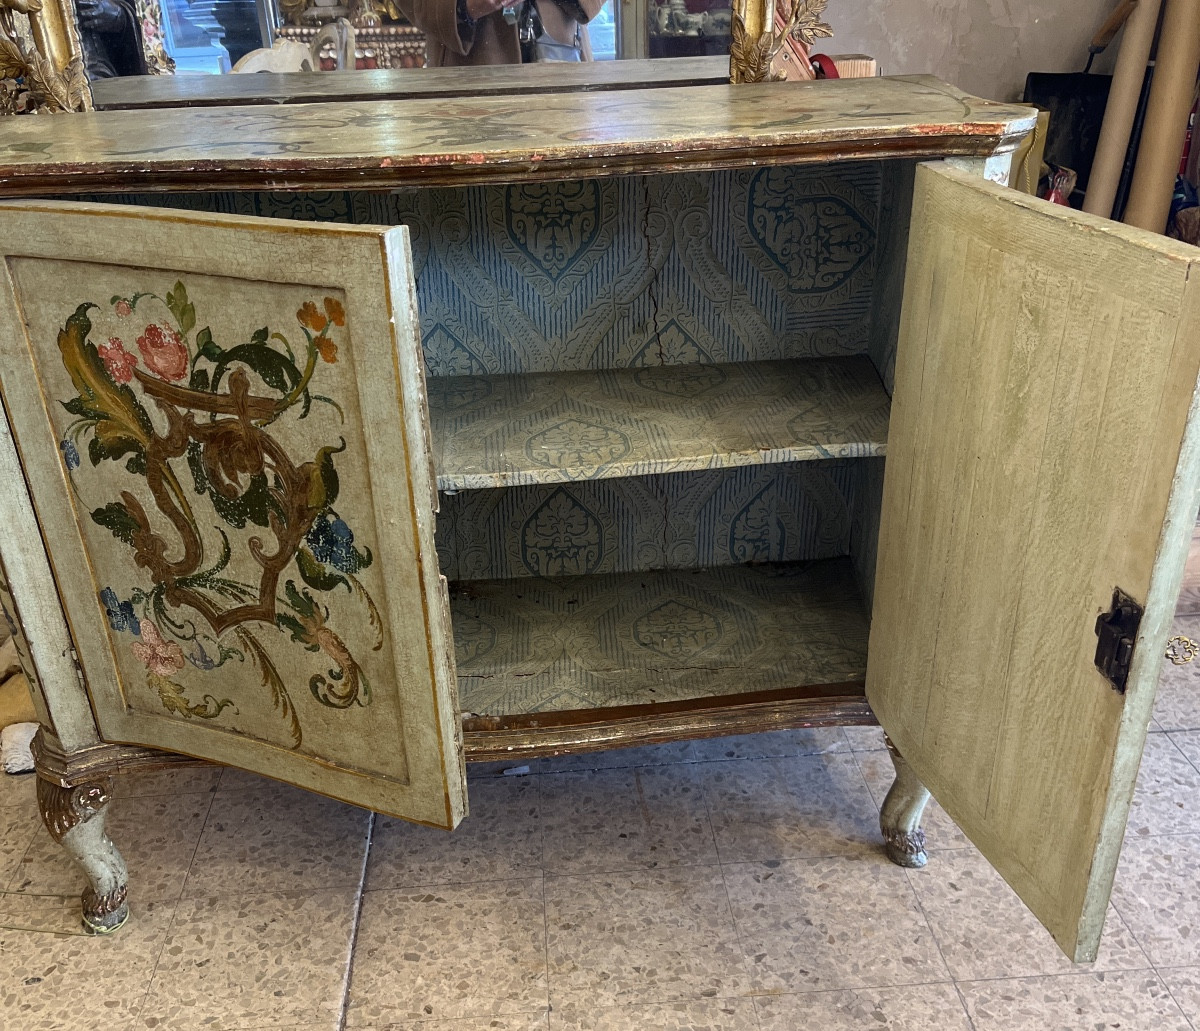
[461,683,875,759]
[452,557,868,715]
[0,199,466,829]
[432,357,890,490]
[867,162,1200,962]
[0,76,1035,196]
[90,57,732,110]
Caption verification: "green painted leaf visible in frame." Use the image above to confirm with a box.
[166,281,195,337]
[91,501,141,545]
[88,432,140,467]
[212,343,300,396]
[195,327,222,363]
[309,440,345,510]
[296,546,348,593]
[57,304,153,461]
[185,441,272,528]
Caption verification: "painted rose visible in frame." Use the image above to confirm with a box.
[98,337,138,384]
[130,619,185,677]
[114,299,133,318]
[136,323,188,381]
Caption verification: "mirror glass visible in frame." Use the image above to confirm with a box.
[74,0,734,86]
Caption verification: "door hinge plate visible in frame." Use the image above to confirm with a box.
[1095,588,1143,694]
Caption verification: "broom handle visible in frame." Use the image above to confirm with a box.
[1092,0,1140,53]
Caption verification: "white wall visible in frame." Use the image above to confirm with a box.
[826,1,1121,101]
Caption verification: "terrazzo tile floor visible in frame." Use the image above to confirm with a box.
[8,617,1200,1028]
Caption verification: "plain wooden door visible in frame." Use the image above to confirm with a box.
[868,162,1200,961]
[0,200,465,828]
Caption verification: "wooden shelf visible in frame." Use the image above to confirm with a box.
[451,557,869,717]
[431,357,889,491]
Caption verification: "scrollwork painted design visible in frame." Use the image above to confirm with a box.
[57,285,380,747]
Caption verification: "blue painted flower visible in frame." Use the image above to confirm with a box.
[305,511,367,574]
[59,439,79,471]
[188,641,216,671]
[99,587,140,635]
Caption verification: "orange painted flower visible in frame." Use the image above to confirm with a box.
[98,337,138,384]
[136,323,188,382]
[297,301,327,333]
[314,336,338,363]
[130,619,185,677]
[323,296,346,327]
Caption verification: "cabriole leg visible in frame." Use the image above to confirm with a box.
[880,734,931,869]
[35,774,129,933]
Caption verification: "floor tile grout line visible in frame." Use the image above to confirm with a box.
[949,965,1158,987]
[335,809,376,1031]
[540,869,552,1030]
[2,796,51,894]
[710,814,766,1029]
[127,767,225,1026]
[898,857,974,1028]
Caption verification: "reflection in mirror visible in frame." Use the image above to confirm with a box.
[2,0,824,113]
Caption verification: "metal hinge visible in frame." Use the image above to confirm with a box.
[1095,588,1143,693]
[1095,588,1200,692]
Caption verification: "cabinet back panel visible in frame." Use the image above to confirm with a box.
[437,463,859,581]
[86,163,883,373]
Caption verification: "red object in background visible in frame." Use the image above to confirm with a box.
[1044,164,1078,205]
[810,53,839,78]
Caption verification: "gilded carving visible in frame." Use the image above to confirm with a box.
[0,0,89,114]
[730,0,830,84]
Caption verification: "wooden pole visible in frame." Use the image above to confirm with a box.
[1084,0,1164,217]
[1122,0,1200,231]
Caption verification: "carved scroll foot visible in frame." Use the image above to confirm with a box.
[36,775,129,934]
[879,734,931,869]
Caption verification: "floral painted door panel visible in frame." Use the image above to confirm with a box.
[0,201,465,828]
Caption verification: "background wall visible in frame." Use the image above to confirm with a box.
[826,1,1121,101]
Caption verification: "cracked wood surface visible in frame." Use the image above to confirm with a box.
[0,76,1035,195]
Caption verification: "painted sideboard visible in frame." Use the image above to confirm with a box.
[0,73,1195,968]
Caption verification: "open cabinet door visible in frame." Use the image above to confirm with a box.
[0,200,465,829]
[868,163,1200,962]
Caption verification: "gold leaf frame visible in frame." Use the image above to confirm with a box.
[1,0,91,112]
[1,0,177,114]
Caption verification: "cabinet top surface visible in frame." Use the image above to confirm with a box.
[0,75,1035,195]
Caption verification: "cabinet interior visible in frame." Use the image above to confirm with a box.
[420,160,914,720]
[104,157,917,731]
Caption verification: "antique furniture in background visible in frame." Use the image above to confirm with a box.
[0,72,1197,975]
